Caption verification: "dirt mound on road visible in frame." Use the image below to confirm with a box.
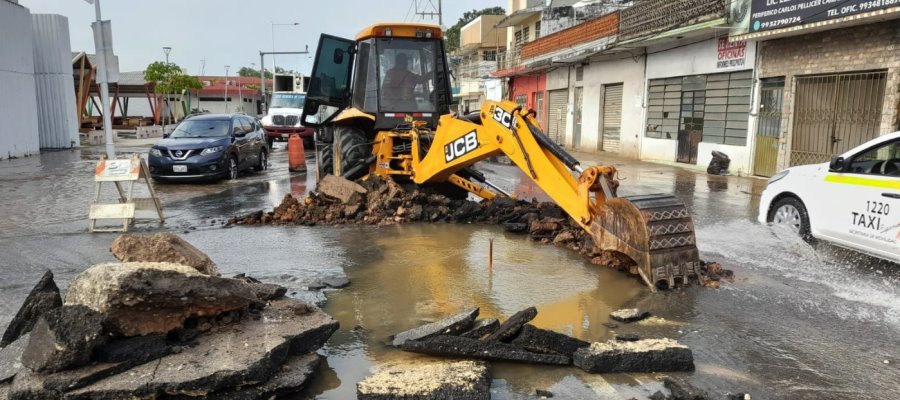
[228,175,732,289]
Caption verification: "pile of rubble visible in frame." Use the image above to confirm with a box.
[0,234,337,400]
[229,174,733,289]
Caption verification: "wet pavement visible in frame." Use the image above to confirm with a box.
[0,140,898,399]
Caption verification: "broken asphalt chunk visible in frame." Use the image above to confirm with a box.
[1,270,62,348]
[214,353,322,400]
[663,376,710,400]
[609,308,650,323]
[357,360,490,400]
[398,335,570,365]
[0,334,29,383]
[484,306,537,342]
[509,325,589,357]
[21,305,106,373]
[573,339,694,373]
[460,318,500,339]
[391,308,479,347]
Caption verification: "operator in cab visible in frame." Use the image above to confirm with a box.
[381,53,426,111]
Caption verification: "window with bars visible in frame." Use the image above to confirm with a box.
[535,21,541,39]
[535,91,544,124]
[645,71,752,145]
[482,50,497,61]
[522,27,530,43]
[514,94,527,108]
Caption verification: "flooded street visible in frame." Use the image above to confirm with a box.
[1,143,898,399]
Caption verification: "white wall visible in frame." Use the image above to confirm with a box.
[578,55,647,158]
[32,14,79,149]
[641,37,757,173]
[0,1,40,160]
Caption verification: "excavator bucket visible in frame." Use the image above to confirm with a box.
[589,194,701,291]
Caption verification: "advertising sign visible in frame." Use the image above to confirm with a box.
[749,0,900,33]
[717,36,748,70]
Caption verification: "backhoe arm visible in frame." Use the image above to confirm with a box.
[412,101,701,290]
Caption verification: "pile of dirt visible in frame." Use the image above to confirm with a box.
[229,174,733,289]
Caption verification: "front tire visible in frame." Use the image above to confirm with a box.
[768,196,812,240]
[337,127,371,181]
[226,155,239,181]
[318,144,334,176]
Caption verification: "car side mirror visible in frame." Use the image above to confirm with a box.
[163,133,170,138]
[829,156,845,172]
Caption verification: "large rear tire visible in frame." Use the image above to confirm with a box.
[337,127,371,181]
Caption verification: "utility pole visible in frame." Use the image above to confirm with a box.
[86,0,116,158]
[162,47,171,127]
[414,0,442,26]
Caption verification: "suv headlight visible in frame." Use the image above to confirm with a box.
[150,148,163,157]
[201,146,223,156]
[768,170,790,185]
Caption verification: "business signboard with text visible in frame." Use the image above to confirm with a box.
[749,0,900,33]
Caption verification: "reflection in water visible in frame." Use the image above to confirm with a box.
[302,224,663,399]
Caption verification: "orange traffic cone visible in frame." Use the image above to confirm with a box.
[287,134,307,172]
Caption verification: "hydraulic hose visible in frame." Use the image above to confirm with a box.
[522,118,581,172]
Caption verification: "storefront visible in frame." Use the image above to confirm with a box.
[508,72,548,133]
[751,21,900,176]
[641,35,758,173]
[578,54,646,158]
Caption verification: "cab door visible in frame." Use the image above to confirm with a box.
[301,34,356,127]
[824,138,900,259]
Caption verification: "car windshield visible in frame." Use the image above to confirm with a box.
[169,119,230,138]
[271,93,306,109]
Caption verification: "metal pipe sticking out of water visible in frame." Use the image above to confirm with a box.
[488,238,494,272]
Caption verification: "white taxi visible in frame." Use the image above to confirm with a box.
[759,131,900,263]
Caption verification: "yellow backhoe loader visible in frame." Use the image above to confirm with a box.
[300,23,700,291]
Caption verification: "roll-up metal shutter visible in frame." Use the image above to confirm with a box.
[601,84,623,152]
[547,89,568,144]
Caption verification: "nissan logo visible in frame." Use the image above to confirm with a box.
[175,150,183,157]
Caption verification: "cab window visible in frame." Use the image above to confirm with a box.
[376,39,437,113]
[847,140,900,176]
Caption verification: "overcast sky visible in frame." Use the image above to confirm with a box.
[19,0,505,75]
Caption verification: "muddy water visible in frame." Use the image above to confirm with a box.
[298,224,675,399]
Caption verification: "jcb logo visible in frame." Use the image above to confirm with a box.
[493,107,513,128]
[445,131,478,162]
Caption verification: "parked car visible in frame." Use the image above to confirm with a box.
[759,131,900,262]
[148,114,268,181]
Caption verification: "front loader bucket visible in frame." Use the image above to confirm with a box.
[589,194,700,291]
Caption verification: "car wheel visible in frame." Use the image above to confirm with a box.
[254,150,268,172]
[226,155,239,181]
[768,196,812,239]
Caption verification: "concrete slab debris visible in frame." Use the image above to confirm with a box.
[484,306,537,342]
[0,334,28,383]
[392,308,479,347]
[317,175,367,205]
[233,274,287,301]
[357,359,490,400]
[21,306,105,373]
[64,262,258,336]
[398,335,570,366]
[110,233,219,276]
[573,339,694,373]
[510,324,589,357]
[610,308,650,323]
[1,270,61,348]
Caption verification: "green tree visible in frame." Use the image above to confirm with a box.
[445,6,506,53]
[144,61,201,95]
[238,66,273,79]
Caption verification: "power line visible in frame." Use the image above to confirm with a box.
[414,0,442,26]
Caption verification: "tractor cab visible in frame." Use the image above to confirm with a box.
[301,23,453,131]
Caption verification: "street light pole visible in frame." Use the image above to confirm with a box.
[224,65,230,113]
[162,47,171,126]
[270,22,299,75]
